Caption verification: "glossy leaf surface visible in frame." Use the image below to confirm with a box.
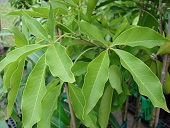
[22,55,47,128]
[82,50,109,116]
[113,49,169,112]
[46,42,75,83]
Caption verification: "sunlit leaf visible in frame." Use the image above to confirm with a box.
[22,55,47,128]
[98,84,114,128]
[69,84,97,128]
[72,61,88,76]
[157,42,170,55]
[112,26,168,48]
[7,58,25,119]
[0,44,47,73]
[82,50,109,117]
[46,42,75,83]
[23,12,49,41]
[37,84,62,128]
[113,49,169,112]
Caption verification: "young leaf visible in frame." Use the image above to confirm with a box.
[109,65,122,94]
[72,61,88,76]
[47,5,55,41]
[22,12,49,41]
[112,26,168,48]
[82,50,109,117]
[3,62,18,92]
[22,55,47,128]
[79,21,108,46]
[157,42,170,55]
[46,42,75,83]
[7,58,25,119]
[98,84,114,128]
[113,49,169,112]
[0,44,47,73]
[11,27,28,47]
[37,84,62,128]
[69,84,97,128]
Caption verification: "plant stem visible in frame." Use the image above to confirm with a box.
[65,83,76,128]
[122,97,129,124]
[132,93,141,128]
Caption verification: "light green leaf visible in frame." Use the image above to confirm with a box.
[69,84,97,128]
[82,50,109,117]
[72,61,88,76]
[7,58,25,119]
[109,65,122,94]
[22,17,29,41]
[11,27,28,47]
[37,84,62,128]
[113,49,169,112]
[23,12,49,41]
[8,10,45,17]
[46,42,75,83]
[0,44,47,73]
[157,42,170,55]
[3,62,18,92]
[79,21,108,46]
[31,6,49,17]
[86,0,99,19]
[0,119,8,128]
[112,26,168,48]
[47,5,55,41]
[98,84,114,128]
[22,55,47,128]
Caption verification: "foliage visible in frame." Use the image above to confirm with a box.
[0,0,170,127]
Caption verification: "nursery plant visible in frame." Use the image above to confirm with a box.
[0,0,170,128]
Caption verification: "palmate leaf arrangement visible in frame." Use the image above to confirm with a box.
[0,0,170,128]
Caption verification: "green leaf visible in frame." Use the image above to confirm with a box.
[46,42,75,83]
[109,65,122,94]
[72,61,88,76]
[69,84,97,128]
[113,49,169,112]
[47,5,55,41]
[86,0,99,19]
[79,21,108,46]
[82,50,109,116]
[3,62,18,92]
[0,119,8,128]
[22,55,47,128]
[164,74,170,94]
[98,84,114,128]
[8,10,45,17]
[0,44,47,73]
[37,84,62,128]
[11,27,28,47]
[112,26,168,48]
[7,58,25,119]
[23,12,49,41]
[157,42,170,55]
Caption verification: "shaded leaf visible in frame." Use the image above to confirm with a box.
[86,0,99,19]
[7,58,25,119]
[72,61,88,76]
[98,84,114,128]
[109,65,122,94]
[82,50,109,116]
[0,44,47,73]
[113,49,169,112]
[79,21,108,46]
[22,55,47,128]
[23,12,49,40]
[46,42,75,83]
[69,84,97,128]
[112,26,168,48]
[11,27,28,47]
[47,5,55,41]
[37,84,62,128]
